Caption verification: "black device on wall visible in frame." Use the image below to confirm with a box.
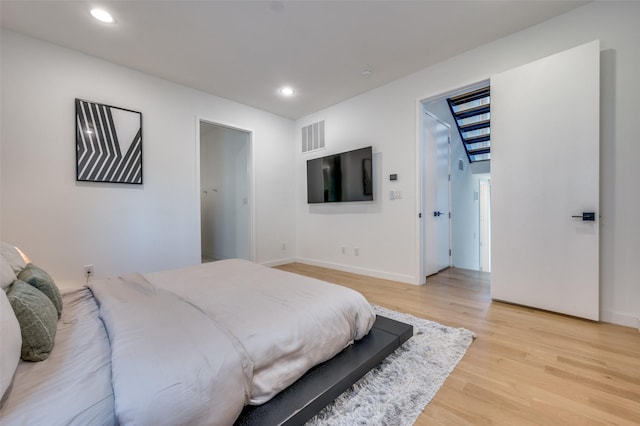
[306,146,373,203]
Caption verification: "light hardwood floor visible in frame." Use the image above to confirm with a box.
[275,263,640,425]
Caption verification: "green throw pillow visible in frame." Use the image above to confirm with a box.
[18,264,62,318]
[7,279,58,361]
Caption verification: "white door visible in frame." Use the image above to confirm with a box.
[491,41,600,320]
[423,113,451,277]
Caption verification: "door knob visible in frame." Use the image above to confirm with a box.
[571,212,595,221]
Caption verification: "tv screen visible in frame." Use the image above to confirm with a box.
[307,146,373,203]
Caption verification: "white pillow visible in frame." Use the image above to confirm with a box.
[0,288,22,400]
[1,257,17,291]
[1,242,28,274]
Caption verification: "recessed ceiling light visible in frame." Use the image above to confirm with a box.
[361,68,374,77]
[279,86,295,97]
[90,8,115,23]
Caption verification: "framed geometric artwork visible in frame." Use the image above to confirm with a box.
[75,98,143,184]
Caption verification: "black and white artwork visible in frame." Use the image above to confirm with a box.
[75,99,142,184]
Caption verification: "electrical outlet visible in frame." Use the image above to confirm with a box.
[341,246,346,255]
[354,248,359,256]
[83,264,94,275]
[281,243,286,251]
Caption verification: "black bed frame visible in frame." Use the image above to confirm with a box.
[235,315,413,425]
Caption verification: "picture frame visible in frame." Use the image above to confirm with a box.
[75,98,143,184]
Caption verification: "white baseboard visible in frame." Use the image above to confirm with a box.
[260,257,296,267]
[600,310,640,329]
[294,257,418,285]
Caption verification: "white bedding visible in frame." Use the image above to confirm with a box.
[89,272,252,425]
[146,259,375,404]
[0,288,114,425]
[1,259,375,425]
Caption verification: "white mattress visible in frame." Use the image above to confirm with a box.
[0,288,114,425]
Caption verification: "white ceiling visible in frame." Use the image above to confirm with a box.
[0,1,587,119]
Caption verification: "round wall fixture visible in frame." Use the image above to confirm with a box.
[361,68,374,77]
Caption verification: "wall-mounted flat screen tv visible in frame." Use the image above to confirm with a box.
[307,146,373,203]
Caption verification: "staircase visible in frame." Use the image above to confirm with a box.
[447,86,491,163]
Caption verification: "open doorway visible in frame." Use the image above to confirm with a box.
[199,121,253,262]
[420,80,491,277]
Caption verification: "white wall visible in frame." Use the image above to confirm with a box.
[293,2,640,327]
[0,29,295,288]
[295,122,415,283]
[450,152,480,272]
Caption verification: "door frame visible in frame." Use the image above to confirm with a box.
[415,80,489,284]
[196,117,256,262]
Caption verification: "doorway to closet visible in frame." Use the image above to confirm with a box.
[199,121,253,262]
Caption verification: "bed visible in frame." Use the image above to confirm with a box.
[1,253,403,425]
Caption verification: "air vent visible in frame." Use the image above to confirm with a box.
[301,120,325,153]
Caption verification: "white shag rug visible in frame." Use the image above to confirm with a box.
[307,305,476,426]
